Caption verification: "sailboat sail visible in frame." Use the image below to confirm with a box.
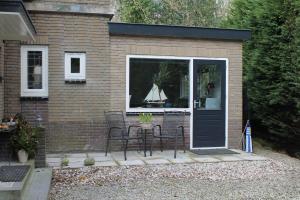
[144,83,168,102]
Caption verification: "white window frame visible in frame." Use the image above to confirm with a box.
[64,52,86,80]
[126,54,229,150]
[21,45,48,97]
[126,55,192,113]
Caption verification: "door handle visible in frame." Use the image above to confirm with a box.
[194,100,199,109]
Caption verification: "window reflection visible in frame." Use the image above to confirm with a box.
[129,58,190,108]
[196,64,221,110]
[27,51,42,89]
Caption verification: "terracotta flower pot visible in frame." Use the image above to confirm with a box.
[18,149,28,163]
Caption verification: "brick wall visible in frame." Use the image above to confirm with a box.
[110,36,243,149]
[20,101,48,167]
[3,14,243,153]
[0,41,4,119]
[4,41,21,116]
[4,12,112,153]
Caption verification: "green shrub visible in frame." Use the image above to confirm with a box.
[61,157,69,166]
[224,0,300,151]
[10,114,39,159]
[138,113,153,123]
[84,157,95,166]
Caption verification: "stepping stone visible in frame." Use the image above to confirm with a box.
[67,162,84,168]
[192,156,220,163]
[65,153,86,158]
[46,162,60,167]
[144,159,170,165]
[86,152,106,157]
[118,160,145,166]
[169,158,195,164]
[68,158,85,163]
[46,158,61,163]
[94,161,118,167]
[93,156,113,162]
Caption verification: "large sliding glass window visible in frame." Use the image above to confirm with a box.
[128,57,190,111]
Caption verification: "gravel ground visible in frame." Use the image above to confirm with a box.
[49,148,300,200]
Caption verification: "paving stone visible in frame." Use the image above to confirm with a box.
[144,159,171,165]
[65,153,86,158]
[86,152,106,157]
[111,153,140,160]
[214,155,244,162]
[139,154,164,160]
[117,160,145,166]
[169,158,195,164]
[93,156,113,162]
[47,162,60,167]
[229,149,245,154]
[68,158,86,163]
[46,158,61,163]
[192,156,221,163]
[143,151,189,159]
[45,149,254,168]
[94,161,118,167]
[66,162,84,168]
[185,151,200,158]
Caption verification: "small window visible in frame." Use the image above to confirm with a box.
[21,46,48,97]
[65,53,86,80]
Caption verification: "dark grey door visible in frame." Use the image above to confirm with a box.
[193,60,226,148]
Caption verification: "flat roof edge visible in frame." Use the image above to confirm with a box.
[24,2,115,18]
[0,0,37,35]
[108,22,251,41]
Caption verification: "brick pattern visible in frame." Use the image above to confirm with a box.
[20,101,48,167]
[4,13,112,153]
[110,36,243,149]
[32,12,111,152]
[4,41,21,116]
[3,13,243,153]
[0,42,4,119]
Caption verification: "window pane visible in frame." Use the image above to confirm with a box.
[196,64,221,110]
[27,51,42,89]
[129,58,189,108]
[71,58,80,73]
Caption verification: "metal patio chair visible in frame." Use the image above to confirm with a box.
[150,111,186,158]
[104,111,143,160]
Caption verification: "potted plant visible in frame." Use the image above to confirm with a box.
[61,155,69,167]
[10,115,39,163]
[138,113,153,129]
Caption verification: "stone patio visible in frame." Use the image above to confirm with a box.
[46,149,268,169]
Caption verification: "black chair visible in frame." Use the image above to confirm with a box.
[104,111,143,160]
[150,111,186,158]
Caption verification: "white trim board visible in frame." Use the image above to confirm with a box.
[125,55,229,150]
